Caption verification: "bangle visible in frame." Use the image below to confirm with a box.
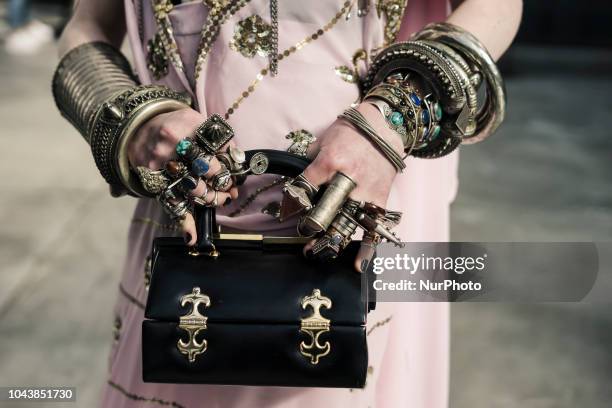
[366,98,410,146]
[363,83,421,153]
[361,26,505,158]
[90,85,191,197]
[413,22,506,144]
[338,107,406,172]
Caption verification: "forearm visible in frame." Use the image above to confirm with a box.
[445,0,523,61]
[52,0,191,197]
[57,0,126,56]
[396,0,522,61]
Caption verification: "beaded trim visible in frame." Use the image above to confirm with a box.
[131,217,181,231]
[119,284,145,310]
[376,0,409,46]
[367,315,393,336]
[227,177,286,217]
[107,380,186,408]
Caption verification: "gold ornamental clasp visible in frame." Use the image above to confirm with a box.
[177,287,210,363]
[299,289,333,365]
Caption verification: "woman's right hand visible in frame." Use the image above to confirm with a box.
[128,107,239,245]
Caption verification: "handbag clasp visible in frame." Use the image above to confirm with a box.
[177,287,210,362]
[299,289,332,365]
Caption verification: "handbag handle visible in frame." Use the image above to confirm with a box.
[194,150,311,253]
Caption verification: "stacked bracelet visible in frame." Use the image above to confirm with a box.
[360,23,505,158]
[338,107,406,172]
[52,42,191,196]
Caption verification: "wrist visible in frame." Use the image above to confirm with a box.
[356,102,405,155]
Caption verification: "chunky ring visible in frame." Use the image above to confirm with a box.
[211,165,232,191]
[298,172,356,237]
[135,166,170,195]
[194,114,234,154]
[175,137,203,162]
[191,153,213,177]
[192,184,210,206]
[310,209,359,261]
[292,173,319,200]
[216,146,247,185]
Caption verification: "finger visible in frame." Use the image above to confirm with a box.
[348,186,389,208]
[301,154,336,190]
[302,238,316,258]
[354,240,376,273]
[193,189,233,207]
[180,212,197,246]
[305,137,322,160]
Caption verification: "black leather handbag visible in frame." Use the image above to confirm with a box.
[142,150,373,388]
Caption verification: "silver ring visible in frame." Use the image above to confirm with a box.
[211,166,232,191]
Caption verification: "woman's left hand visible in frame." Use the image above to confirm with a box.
[302,102,405,272]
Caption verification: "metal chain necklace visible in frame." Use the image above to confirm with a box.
[149,0,251,81]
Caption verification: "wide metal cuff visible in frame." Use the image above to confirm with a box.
[52,42,137,141]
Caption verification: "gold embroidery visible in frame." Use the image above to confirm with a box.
[334,48,368,84]
[224,0,356,119]
[119,284,145,310]
[144,255,152,291]
[286,129,316,157]
[147,32,169,79]
[334,66,358,83]
[112,315,122,344]
[376,0,408,45]
[367,315,392,336]
[261,201,282,218]
[230,15,274,58]
[107,380,186,408]
[227,177,286,217]
[132,217,181,231]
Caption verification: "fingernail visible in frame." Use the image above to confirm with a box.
[184,233,192,244]
[224,197,232,206]
[360,259,369,273]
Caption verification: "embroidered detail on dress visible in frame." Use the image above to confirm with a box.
[227,177,286,217]
[376,0,408,45]
[144,255,152,291]
[147,32,169,80]
[224,0,357,119]
[119,284,145,310]
[334,65,358,83]
[107,380,186,408]
[334,49,368,85]
[230,15,274,58]
[112,315,122,344]
[261,201,282,218]
[367,315,392,336]
[286,129,316,157]
[132,217,181,231]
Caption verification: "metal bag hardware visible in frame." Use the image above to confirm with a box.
[299,289,332,364]
[177,287,210,362]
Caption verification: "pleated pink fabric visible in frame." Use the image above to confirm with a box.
[101,1,457,407]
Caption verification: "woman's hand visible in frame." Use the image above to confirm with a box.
[128,107,238,245]
[303,102,404,272]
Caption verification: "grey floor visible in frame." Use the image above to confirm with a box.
[0,40,611,408]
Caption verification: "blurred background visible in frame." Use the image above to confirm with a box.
[0,0,611,407]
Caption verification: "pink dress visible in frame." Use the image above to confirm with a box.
[102,1,458,407]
